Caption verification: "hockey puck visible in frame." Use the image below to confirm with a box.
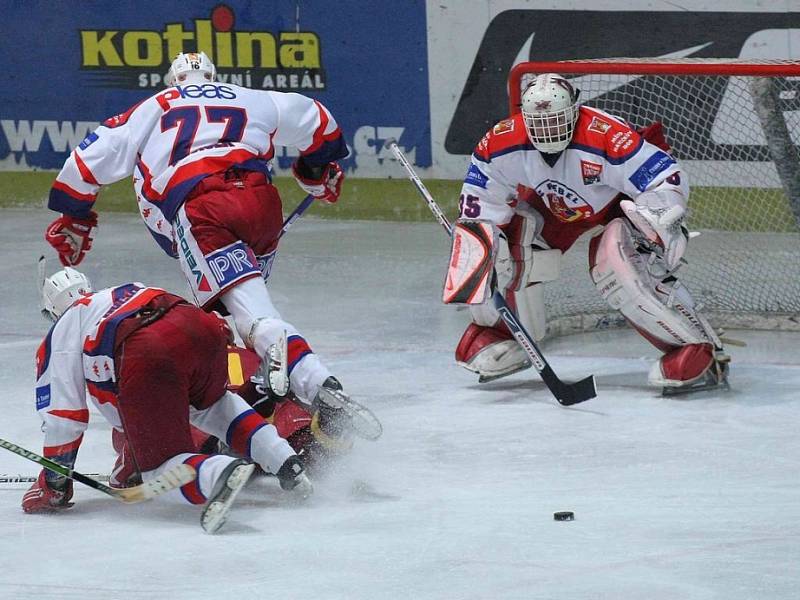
[553,511,574,521]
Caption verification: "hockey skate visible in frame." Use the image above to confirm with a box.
[201,459,256,535]
[651,344,731,397]
[275,455,313,499]
[253,330,290,399]
[312,377,383,442]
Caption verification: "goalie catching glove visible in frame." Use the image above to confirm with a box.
[45,210,98,266]
[620,186,688,271]
[292,158,344,204]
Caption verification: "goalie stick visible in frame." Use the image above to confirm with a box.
[385,139,597,406]
[0,437,196,503]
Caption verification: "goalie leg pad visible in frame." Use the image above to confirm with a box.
[590,219,729,389]
[455,323,530,380]
[459,274,547,380]
[496,212,561,292]
[506,283,547,342]
[590,218,717,349]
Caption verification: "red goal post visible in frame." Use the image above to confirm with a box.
[506,58,800,333]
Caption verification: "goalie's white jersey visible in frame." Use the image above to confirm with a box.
[49,83,344,256]
[459,106,685,229]
[34,283,168,465]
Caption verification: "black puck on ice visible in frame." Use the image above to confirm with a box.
[553,511,575,521]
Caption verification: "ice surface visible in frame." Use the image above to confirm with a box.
[1,209,798,600]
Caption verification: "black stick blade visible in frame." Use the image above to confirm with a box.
[553,374,597,406]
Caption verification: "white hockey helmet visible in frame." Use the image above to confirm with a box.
[41,267,92,321]
[520,73,580,153]
[165,51,216,87]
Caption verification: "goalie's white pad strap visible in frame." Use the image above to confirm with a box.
[443,220,497,304]
[590,218,716,349]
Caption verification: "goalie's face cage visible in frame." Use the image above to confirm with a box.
[523,109,578,153]
[521,73,579,153]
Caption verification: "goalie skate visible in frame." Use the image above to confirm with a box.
[660,351,731,397]
[477,361,533,383]
[650,343,731,397]
[456,323,532,383]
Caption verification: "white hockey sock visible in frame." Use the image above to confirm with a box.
[142,453,239,506]
[191,392,296,474]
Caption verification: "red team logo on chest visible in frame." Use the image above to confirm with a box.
[537,181,594,223]
[580,160,603,185]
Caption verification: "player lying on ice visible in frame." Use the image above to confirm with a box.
[198,343,361,474]
[22,267,349,534]
[446,73,729,394]
[43,51,356,426]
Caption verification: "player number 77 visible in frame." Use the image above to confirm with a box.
[384,139,597,407]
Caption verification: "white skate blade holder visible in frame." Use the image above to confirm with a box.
[266,330,289,397]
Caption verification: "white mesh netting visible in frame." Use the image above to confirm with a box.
[511,60,800,333]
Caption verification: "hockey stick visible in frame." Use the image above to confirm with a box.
[280,194,315,239]
[1,473,109,488]
[385,139,596,406]
[0,437,196,503]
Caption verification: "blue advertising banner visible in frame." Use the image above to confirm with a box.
[0,1,431,174]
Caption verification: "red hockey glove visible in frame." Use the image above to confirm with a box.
[21,470,74,514]
[292,161,344,204]
[45,211,98,266]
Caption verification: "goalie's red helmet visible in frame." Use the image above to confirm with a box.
[520,73,580,153]
[41,267,92,321]
[165,51,217,87]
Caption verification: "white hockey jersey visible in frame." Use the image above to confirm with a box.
[34,283,171,467]
[49,84,346,256]
[458,106,686,228]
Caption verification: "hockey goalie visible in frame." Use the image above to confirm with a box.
[445,73,729,394]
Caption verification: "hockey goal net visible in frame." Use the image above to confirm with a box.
[508,59,800,333]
